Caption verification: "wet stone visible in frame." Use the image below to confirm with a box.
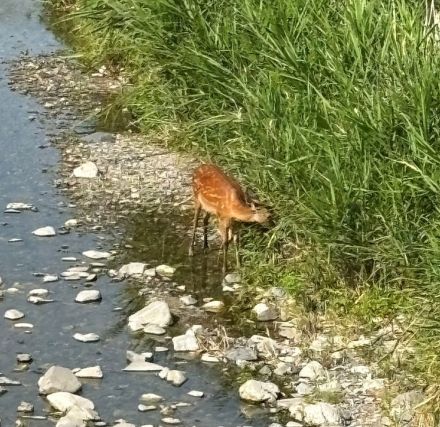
[0,376,21,385]
[38,366,82,395]
[138,404,156,412]
[32,226,56,237]
[17,401,34,413]
[4,309,25,320]
[73,333,100,343]
[17,353,32,363]
[75,290,102,303]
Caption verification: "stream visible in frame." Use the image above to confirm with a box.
[0,1,274,426]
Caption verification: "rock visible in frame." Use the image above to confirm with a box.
[274,361,292,376]
[82,250,111,260]
[278,323,301,340]
[180,295,197,306]
[155,264,175,277]
[252,303,278,321]
[299,361,326,381]
[143,324,166,335]
[28,289,49,297]
[317,380,343,394]
[162,418,181,425]
[64,219,79,228]
[6,203,34,210]
[47,392,97,422]
[17,401,34,412]
[226,347,257,362]
[239,380,280,403]
[138,404,156,412]
[303,402,342,426]
[172,330,199,352]
[188,390,204,398]
[32,226,56,237]
[350,365,370,376]
[126,350,153,362]
[201,300,225,313]
[38,366,82,395]
[75,290,102,303]
[362,378,385,395]
[123,361,164,372]
[16,353,32,363]
[14,322,34,329]
[201,354,220,363]
[28,296,54,304]
[0,376,21,385]
[118,262,146,277]
[43,275,59,283]
[159,368,187,386]
[309,335,331,352]
[56,417,86,427]
[390,390,425,424]
[73,366,103,379]
[73,333,100,343]
[140,393,163,403]
[249,335,279,358]
[295,382,314,395]
[144,268,156,277]
[224,272,241,283]
[73,162,98,178]
[4,309,25,320]
[128,300,172,331]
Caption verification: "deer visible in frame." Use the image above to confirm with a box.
[188,163,270,273]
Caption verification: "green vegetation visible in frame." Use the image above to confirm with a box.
[47,0,440,402]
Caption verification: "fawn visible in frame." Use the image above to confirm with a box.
[188,163,270,273]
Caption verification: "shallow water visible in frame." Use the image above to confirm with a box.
[0,2,274,426]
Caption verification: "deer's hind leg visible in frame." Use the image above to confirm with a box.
[218,217,232,274]
[203,212,210,251]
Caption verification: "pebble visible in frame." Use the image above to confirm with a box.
[32,226,56,237]
[17,401,34,413]
[73,366,103,379]
[28,296,54,304]
[75,289,102,303]
[16,353,32,363]
[155,264,176,277]
[0,376,21,385]
[73,161,98,178]
[201,300,225,313]
[14,322,34,329]
[138,404,156,412]
[188,390,204,398]
[4,309,25,320]
[123,361,164,372]
[28,289,49,297]
[159,368,187,386]
[6,203,34,210]
[239,380,280,403]
[140,393,163,403]
[82,250,111,260]
[180,295,197,305]
[65,219,79,227]
[252,303,278,321]
[162,418,181,425]
[73,333,100,343]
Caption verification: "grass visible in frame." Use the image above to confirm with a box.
[46,0,440,414]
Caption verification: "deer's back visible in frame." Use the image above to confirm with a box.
[192,164,247,217]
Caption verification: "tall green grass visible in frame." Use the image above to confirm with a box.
[49,0,440,388]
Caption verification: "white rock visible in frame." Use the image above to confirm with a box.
[73,162,98,178]
[118,262,146,277]
[144,268,156,277]
[350,365,370,376]
[224,272,241,283]
[32,226,56,237]
[4,309,25,320]
[303,402,341,426]
[252,303,278,321]
[239,380,280,403]
[362,378,385,394]
[188,390,204,398]
[172,330,199,352]
[140,393,163,403]
[17,401,34,412]
[317,380,343,394]
[73,333,100,343]
[126,350,153,362]
[75,290,102,303]
[160,368,187,386]
[162,418,181,425]
[128,300,172,331]
[0,376,21,385]
[43,275,59,283]
[299,361,326,381]
[155,264,176,277]
[73,366,103,379]
[47,391,94,412]
[201,300,225,313]
[28,289,49,297]
[56,416,86,427]
[123,361,164,372]
[180,295,197,306]
[201,354,220,363]
[65,219,79,228]
[82,250,111,260]
[138,404,156,412]
[14,322,34,329]
[28,296,54,304]
[6,203,33,210]
[38,366,82,395]
[143,324,166,335]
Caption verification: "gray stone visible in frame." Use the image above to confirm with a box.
[73,366,103,379]
[299,361,326,381]
[239,380,279,403]
[188,390,204,398]
[162,418,181,425]
[38,366,82,395]
[75,290,102,303]
[118,262,146,277]
[226,347,257,362]
[82,250,111,260]
[155,264,176,277]
[0,376,21,385]
[123,361,164,372]
[140,393,163,403]
[128,300,172,331]
[17,401,34,413]
[73,333,100,343]
[32,226,56,237]
[172,330,199,352]
[224,272,241,283]
[303,402,342,426]
[159,368,187,386]
[4,309,25,320]
[16,353,32,363]
[73,162,98,178]
[138,404,156,412]
[252,303,278,321]
[180,295,197,306]
[201,300,225,313]
[143,324,166,335]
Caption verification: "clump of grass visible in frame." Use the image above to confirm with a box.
[47,0,440,403]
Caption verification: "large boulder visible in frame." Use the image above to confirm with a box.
[38,366,82,395]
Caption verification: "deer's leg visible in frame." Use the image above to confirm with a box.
[203,212,210,250]
[189,202,201,256]
[218,218,231,274]
[233,229,241,268]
